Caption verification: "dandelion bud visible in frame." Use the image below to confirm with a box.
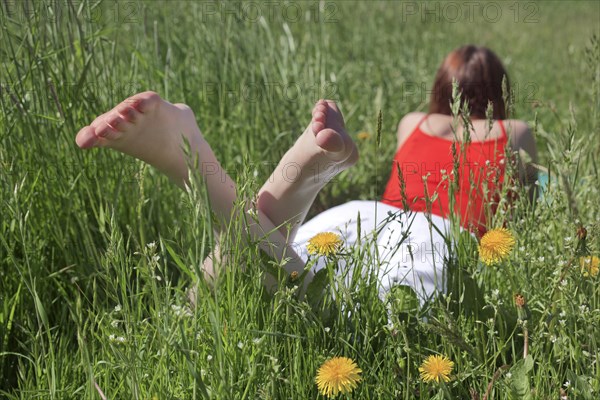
[514,293,530,321]
[576,225,587,241]
[514,293,526,308]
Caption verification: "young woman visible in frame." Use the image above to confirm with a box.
[75,45,537,304]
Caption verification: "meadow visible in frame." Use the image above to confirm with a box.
[1,0,599,398]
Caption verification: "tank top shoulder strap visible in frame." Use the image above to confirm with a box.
[497,120,508,140]
[394,114,431,155]
[416,113,429,132]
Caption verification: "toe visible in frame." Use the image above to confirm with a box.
[315,128,345,153]
[312,105,327,117]
[132,91,160,113]
[312,120,325,134]
[75,126,99,149]
[312,110,326,134]
[95,122,120,141]
[313,111,326,122]
[90,111,109,129]
[117,104,141,123]
[106,114,126,131]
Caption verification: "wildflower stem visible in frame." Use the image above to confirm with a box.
[482,365,509,400]
[522,321,529,359]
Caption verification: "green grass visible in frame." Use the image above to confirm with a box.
[1,0,599,398]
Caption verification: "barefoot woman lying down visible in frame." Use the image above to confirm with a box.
[75,45,538,304]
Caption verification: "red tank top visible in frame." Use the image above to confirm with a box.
[381,115,508,236]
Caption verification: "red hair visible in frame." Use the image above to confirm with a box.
[429,45,509,119]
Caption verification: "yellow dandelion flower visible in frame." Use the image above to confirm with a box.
[478,228,515,265]
[357,131,371,140]
[419,354,454,383]
[315,356,362,397]
[307,232,342,257]
[580,256,599,277]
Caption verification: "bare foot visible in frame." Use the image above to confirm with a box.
[308,99,359,178]
[257,99,359,239]
[76,91,207,185]
[280,99,358,188]
[76,91,238,224]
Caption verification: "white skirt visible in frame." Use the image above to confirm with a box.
[293,201,451,304]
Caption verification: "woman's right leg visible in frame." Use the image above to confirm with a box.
[256,100,358,243]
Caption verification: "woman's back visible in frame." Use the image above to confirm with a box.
[395,112,527,147]
[381,112,535,236]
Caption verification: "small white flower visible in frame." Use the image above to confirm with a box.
[538,256,545,262]
[207,355,213,361]
[114,304,122,312]
[111,320,119,328]
[171,304,192,317]
[146,241,157,250]
[108,334,125,344]
[237,341,244,350]
[152,255,161,263]
[506,372,512,379]
[563,380,571,388]
[560,279,568,287]
[324,327,331,333]
[559,311,566,318]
